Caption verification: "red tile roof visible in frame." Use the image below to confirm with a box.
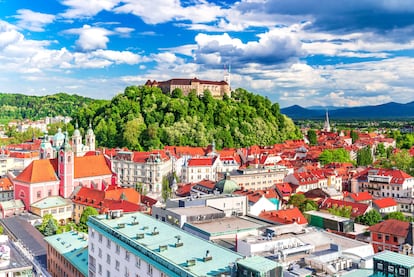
[369,219,410,238]
[74,155,112,178]
[14,159,58,183]
[188,157,216,167]
[0,176,13,190]
[319,198,369,217]
[347,191,373,202]
[373,197,398,209]
[175,183,194,197]
[259,207,307,225]
[233,188,278,203]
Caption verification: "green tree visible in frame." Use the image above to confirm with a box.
[161,176,172,202]
[44,219,58,236]
[79,207,98,232]
[328,205,352,218]
[357,146,373,166]
[350,130,359,143]
[307,129,318,145]
[288,194,318,212]
[38,214,58,234]
[355,209,382,226]
[319,148,351,165]
[375,143,386,158]
[384,211,407,221]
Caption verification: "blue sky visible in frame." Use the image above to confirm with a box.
[1,0,414,108]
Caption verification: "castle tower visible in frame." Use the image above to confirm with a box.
[323,110,331,132]
[72,122,83,157]
[58,132,74,198]
[85,122,96,152]
[224,63,231,89]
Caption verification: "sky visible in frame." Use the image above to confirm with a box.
[1,0,414,108]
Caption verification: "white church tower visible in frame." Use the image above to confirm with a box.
[323,110,331,132]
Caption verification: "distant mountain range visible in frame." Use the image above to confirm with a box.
[281,101,414,120]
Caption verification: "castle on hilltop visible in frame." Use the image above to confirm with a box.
[145,77,231,98]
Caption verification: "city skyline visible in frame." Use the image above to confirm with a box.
[1,0,414,108]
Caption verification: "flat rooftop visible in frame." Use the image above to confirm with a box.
[167,206,223,216]
[185,216,265,236]
[44,231,88,276]
[88,212,276,276]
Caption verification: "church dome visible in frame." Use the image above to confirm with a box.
[53,128,65,141]
[214,173,238,194]
[73,122,81,137]
[87,123,94,135]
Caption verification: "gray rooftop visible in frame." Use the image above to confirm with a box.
[167,206,223,217]
[185,216,265,236]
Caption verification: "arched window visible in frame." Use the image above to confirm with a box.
[19,190,25,198]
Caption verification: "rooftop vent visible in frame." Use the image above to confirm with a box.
[175,235,183,247]
[117,223,125,229]
[159,245,168,252]
[131,216,139,225]
[203,250,212,262]
[152,227,159,236]
[187,259,196,267]
[136,233,145,239]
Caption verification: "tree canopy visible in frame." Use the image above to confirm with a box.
[319,148,352,165]
[73,86,302,150]
[79,207,98,232]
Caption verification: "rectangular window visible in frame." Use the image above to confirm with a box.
[98,248,102,258]
[399,268,406,275]
[106,270,110,277]
[147,264,153,276]
[377,234,382,240]
[106,254,111,264]
[98,264,102,275]
[136,257,141,268]
[115,260,120,271]
[394,236,398,243]
[116,245,120,254]
[125,251,130,261]
[107,238,111,248]
[91,243,95,252]
[385,235,390,241]
[99,234,102,242]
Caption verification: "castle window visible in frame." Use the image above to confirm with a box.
[37,191,41,199]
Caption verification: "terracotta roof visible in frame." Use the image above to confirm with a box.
[175,183,194,197]
[373,198,398,209]
[188,157,216,167]
[233,188,278,204]
[369,219,410,238]
[259,207,308,225]
[74,155,112,178]
[140,195,158,207]
[319,198,369,218]
[347,191,373,202]
[0,176,13,190]
[14,159,58,183]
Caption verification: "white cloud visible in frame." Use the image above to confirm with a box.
[14,9,55,32]
[114,0,225,25]
[65,25,113,51]
[60,0,120,18]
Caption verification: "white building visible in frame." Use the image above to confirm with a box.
[111,150,173,193]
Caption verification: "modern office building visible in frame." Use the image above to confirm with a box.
[87,211,281,277]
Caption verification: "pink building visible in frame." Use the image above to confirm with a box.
[13,138,113,210]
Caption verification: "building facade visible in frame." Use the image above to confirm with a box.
[145,78,231,98]
[111,150,172,193]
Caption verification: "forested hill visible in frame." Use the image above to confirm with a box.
[0,92,98,122]
[73,86,302,151]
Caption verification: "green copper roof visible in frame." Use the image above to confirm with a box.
[44,231,88,276]
[374,250,414,268]
[88,212,255,277]
[236,255,281,273]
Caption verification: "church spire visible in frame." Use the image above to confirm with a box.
[323,109,331,132]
